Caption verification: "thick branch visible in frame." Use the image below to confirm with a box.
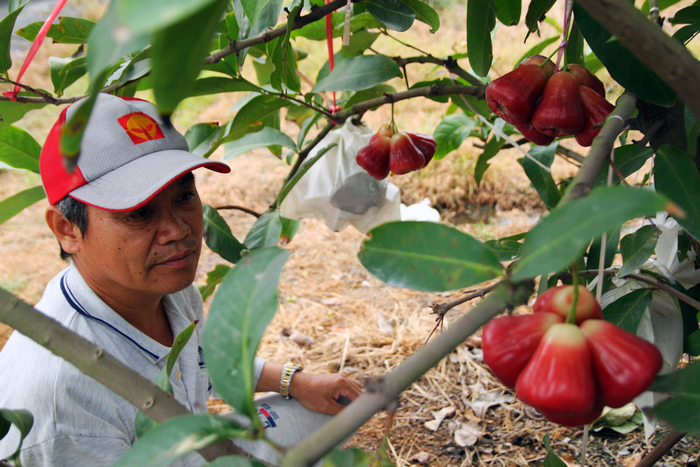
[559,92,637,204]
[575,0,700,120]
[331,84,484,124]
[205,0,352,65]
[281,281,534,467]
[636,432,686,467]
[393,55,483,86]
[0,288,242,461]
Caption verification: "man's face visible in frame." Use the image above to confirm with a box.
[72,173,204,303]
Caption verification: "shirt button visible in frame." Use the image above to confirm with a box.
[175,371,182,380]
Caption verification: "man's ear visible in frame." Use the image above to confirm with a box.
[45,206,82,255]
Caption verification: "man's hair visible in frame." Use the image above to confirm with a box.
[55,196,88,261]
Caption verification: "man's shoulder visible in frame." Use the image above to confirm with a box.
[166,283,204,321]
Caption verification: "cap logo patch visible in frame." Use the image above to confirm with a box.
[117,112,165,145]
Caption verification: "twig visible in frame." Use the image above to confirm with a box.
[0,288,244,461]
[425,282,501,344]
[213,205,262,218]
[393,55,483,86]
[560,268,700,311]
[556,144,585,164]
[633,119,665,146]
[635,432,685,467]
[281,281,535,467]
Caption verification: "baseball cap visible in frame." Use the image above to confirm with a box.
[40,94,231,211]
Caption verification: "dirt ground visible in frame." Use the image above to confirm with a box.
[1,1,699,466]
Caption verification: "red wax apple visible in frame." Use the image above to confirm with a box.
[575,86,616,147]
[405,131,437,168]
[515,122,555,146]
[356,135,391,180]
[515,323,597,415]
[485,64,549,126]
[482,312,564,387]
[518,55,556,78]
[539,398,604,427]
[568,64,606,97]
[389,132,425,175]
[531,71,585,137]
[533,285,604,324]
[580,319,663,408]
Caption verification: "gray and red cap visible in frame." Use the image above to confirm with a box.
[40,94,230,211]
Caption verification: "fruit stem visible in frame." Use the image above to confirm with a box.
[555,0,575,72]
[390,103,397,133]
[566,265,580,325]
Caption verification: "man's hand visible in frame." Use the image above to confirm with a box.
[288,372,363,415]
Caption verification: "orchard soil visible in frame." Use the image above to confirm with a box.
[1,2,700,466]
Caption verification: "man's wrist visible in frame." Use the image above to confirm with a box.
[279,362,303,399]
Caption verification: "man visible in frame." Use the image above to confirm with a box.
[0,95,362,466]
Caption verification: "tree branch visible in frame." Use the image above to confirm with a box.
[559,92,637,204]
[204,0,353,65]
[281,281,535,467]
[636,432,685,467]
[575,0,700,120]
[0,288,243,461]
[213,205,262,218]
[393,55,483,86]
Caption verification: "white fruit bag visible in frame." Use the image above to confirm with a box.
[280,119,401,233]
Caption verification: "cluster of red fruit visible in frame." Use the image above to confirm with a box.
[356,124,437,180]
[482,285,663,426]
[485,56,615,147]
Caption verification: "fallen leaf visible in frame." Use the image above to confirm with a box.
[424,406,456,431]
[408,452,430,464]
[454,420,482,447]
[287,329,314,346]
[376,312,395,334]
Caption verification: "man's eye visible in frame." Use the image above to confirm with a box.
[128,208,151,221]
[180,192,196,202]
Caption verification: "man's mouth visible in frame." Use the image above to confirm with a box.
[156,251,194,269]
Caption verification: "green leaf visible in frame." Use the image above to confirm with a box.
[433,113,475,160]
[135,322,197,437]
[244,211,283,250]
[113,414,246,467]
[670,5,700,24]
[199,264,231,301]
[586,226,621,271]
[268,34,301,93]
[184,123,221,156]
[687,329,700,356]
[525,0,556,35]
[312,55,402,92]
[187,77,259,98]
[618,225,658,277]
[365,0,415,32]
[203,247,290,418]
[685,105,699,156]
[494,0,520,26]
[0,126,41,173]
[603,289,653,334]
[247,0,283,38]
[17,17,96,43]
[203,204,246,264]
[0,4,25,73]
[291,11,344,41]
[544,451,568,467]
[565,20,585,66]
[241,0,274,30]
[514,36,559,67]
[207,456,266,467]
[573,4,675,106]
[0,101,46,132]
[321,448,373,467]
[475,133,506,185]
[467,0,495,77]
[511,186,671,281]
[8,0,29,12]
[673,23,700,45]
[341,30,381,58]
[275,143,337,207]
[223,127,297,160]
[593,145,654,186]
[402,0,440,33]
[359,221,504,292]
[49,56,87,97]
[0,409,33,462]
[151,0,228,115]
[641,0,682,15]
[279,216,300,242]
[345,84,396,108]
[518,142,560,210]
[484,239,521,261]
[655,145,700,242]
[650,361,700,432]
[0,186,46,224]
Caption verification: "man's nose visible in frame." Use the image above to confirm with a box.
[157,207,191,243]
